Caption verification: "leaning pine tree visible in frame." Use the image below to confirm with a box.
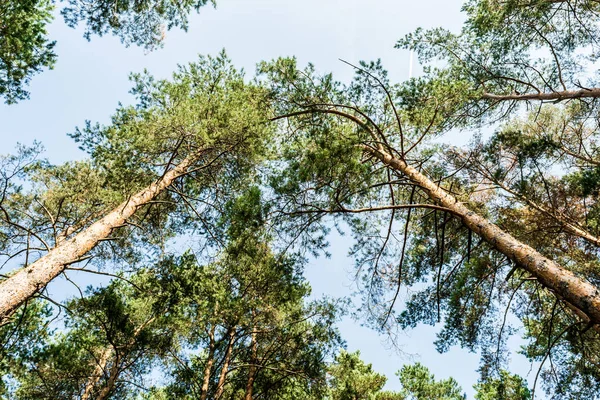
[0,52,272,325]
[261,5,600,391]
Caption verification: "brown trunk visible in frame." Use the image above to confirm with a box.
[482,87,600,102]
[80,347,112,400]
[200,324,217,400]
[0,154,201,324]
[244,323,258,400]
[215,328,236,399]
[364,145,600,325]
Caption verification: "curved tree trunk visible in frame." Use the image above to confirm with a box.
[0,153,201,324]
[363,145,600,325]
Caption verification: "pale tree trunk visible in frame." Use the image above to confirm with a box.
[80,316,156,399]
[482,87,600,102]
[80,347,112,400]
[0,154,201,324]
[95,354,121,400]
[200,324,217,400]
[244,319,258,400]
[363,145,600,325]
[215,328,236,399]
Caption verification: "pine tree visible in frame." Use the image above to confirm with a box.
[0,52,273,325]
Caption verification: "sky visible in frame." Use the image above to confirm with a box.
[0,0,536,397]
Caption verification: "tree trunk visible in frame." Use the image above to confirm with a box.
[244,322,258,400]
[0,154,201,324]
[200,324,217,400]
[215,328,236,399]
[95,353,121,400]
[363,145,600,325]
[80,347,112,400]
[482,87,600,102]
[80,316,156,399]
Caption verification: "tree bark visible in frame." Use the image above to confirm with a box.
[80,347,113,400]
[0,153,201,324]
[95,353,121,400]
[200,324,217,400]
[482,88,600,102]
[363,145,600,326]
[244,322,258,400]
[215,328,236,399]
[80,316,156,399]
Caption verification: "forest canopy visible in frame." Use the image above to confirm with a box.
[0,0,215,103]
[2,0,600,398]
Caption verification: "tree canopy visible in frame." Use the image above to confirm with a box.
[0,0,56,103]
[4,0,600,398]
[0,0,215,103]
[257,0,600,396]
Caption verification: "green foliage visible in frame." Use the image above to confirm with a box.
[71,51,270,190]
[0,300,52,396]
[0,0,216,103]
[0,0,56,103]
[396,0,600,127]
[325,356,468,400]
[1,53,273,276]
[135,192,344,399]
[61,0,215,50]
[262,55,508,391]
[259,2,600,397]
[327,351,388,400]
[7,1,600,395]
[474,370,530,400]
[13,269,182,399]
[396,363,464,400]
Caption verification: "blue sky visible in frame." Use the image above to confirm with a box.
[0,0,536,397]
